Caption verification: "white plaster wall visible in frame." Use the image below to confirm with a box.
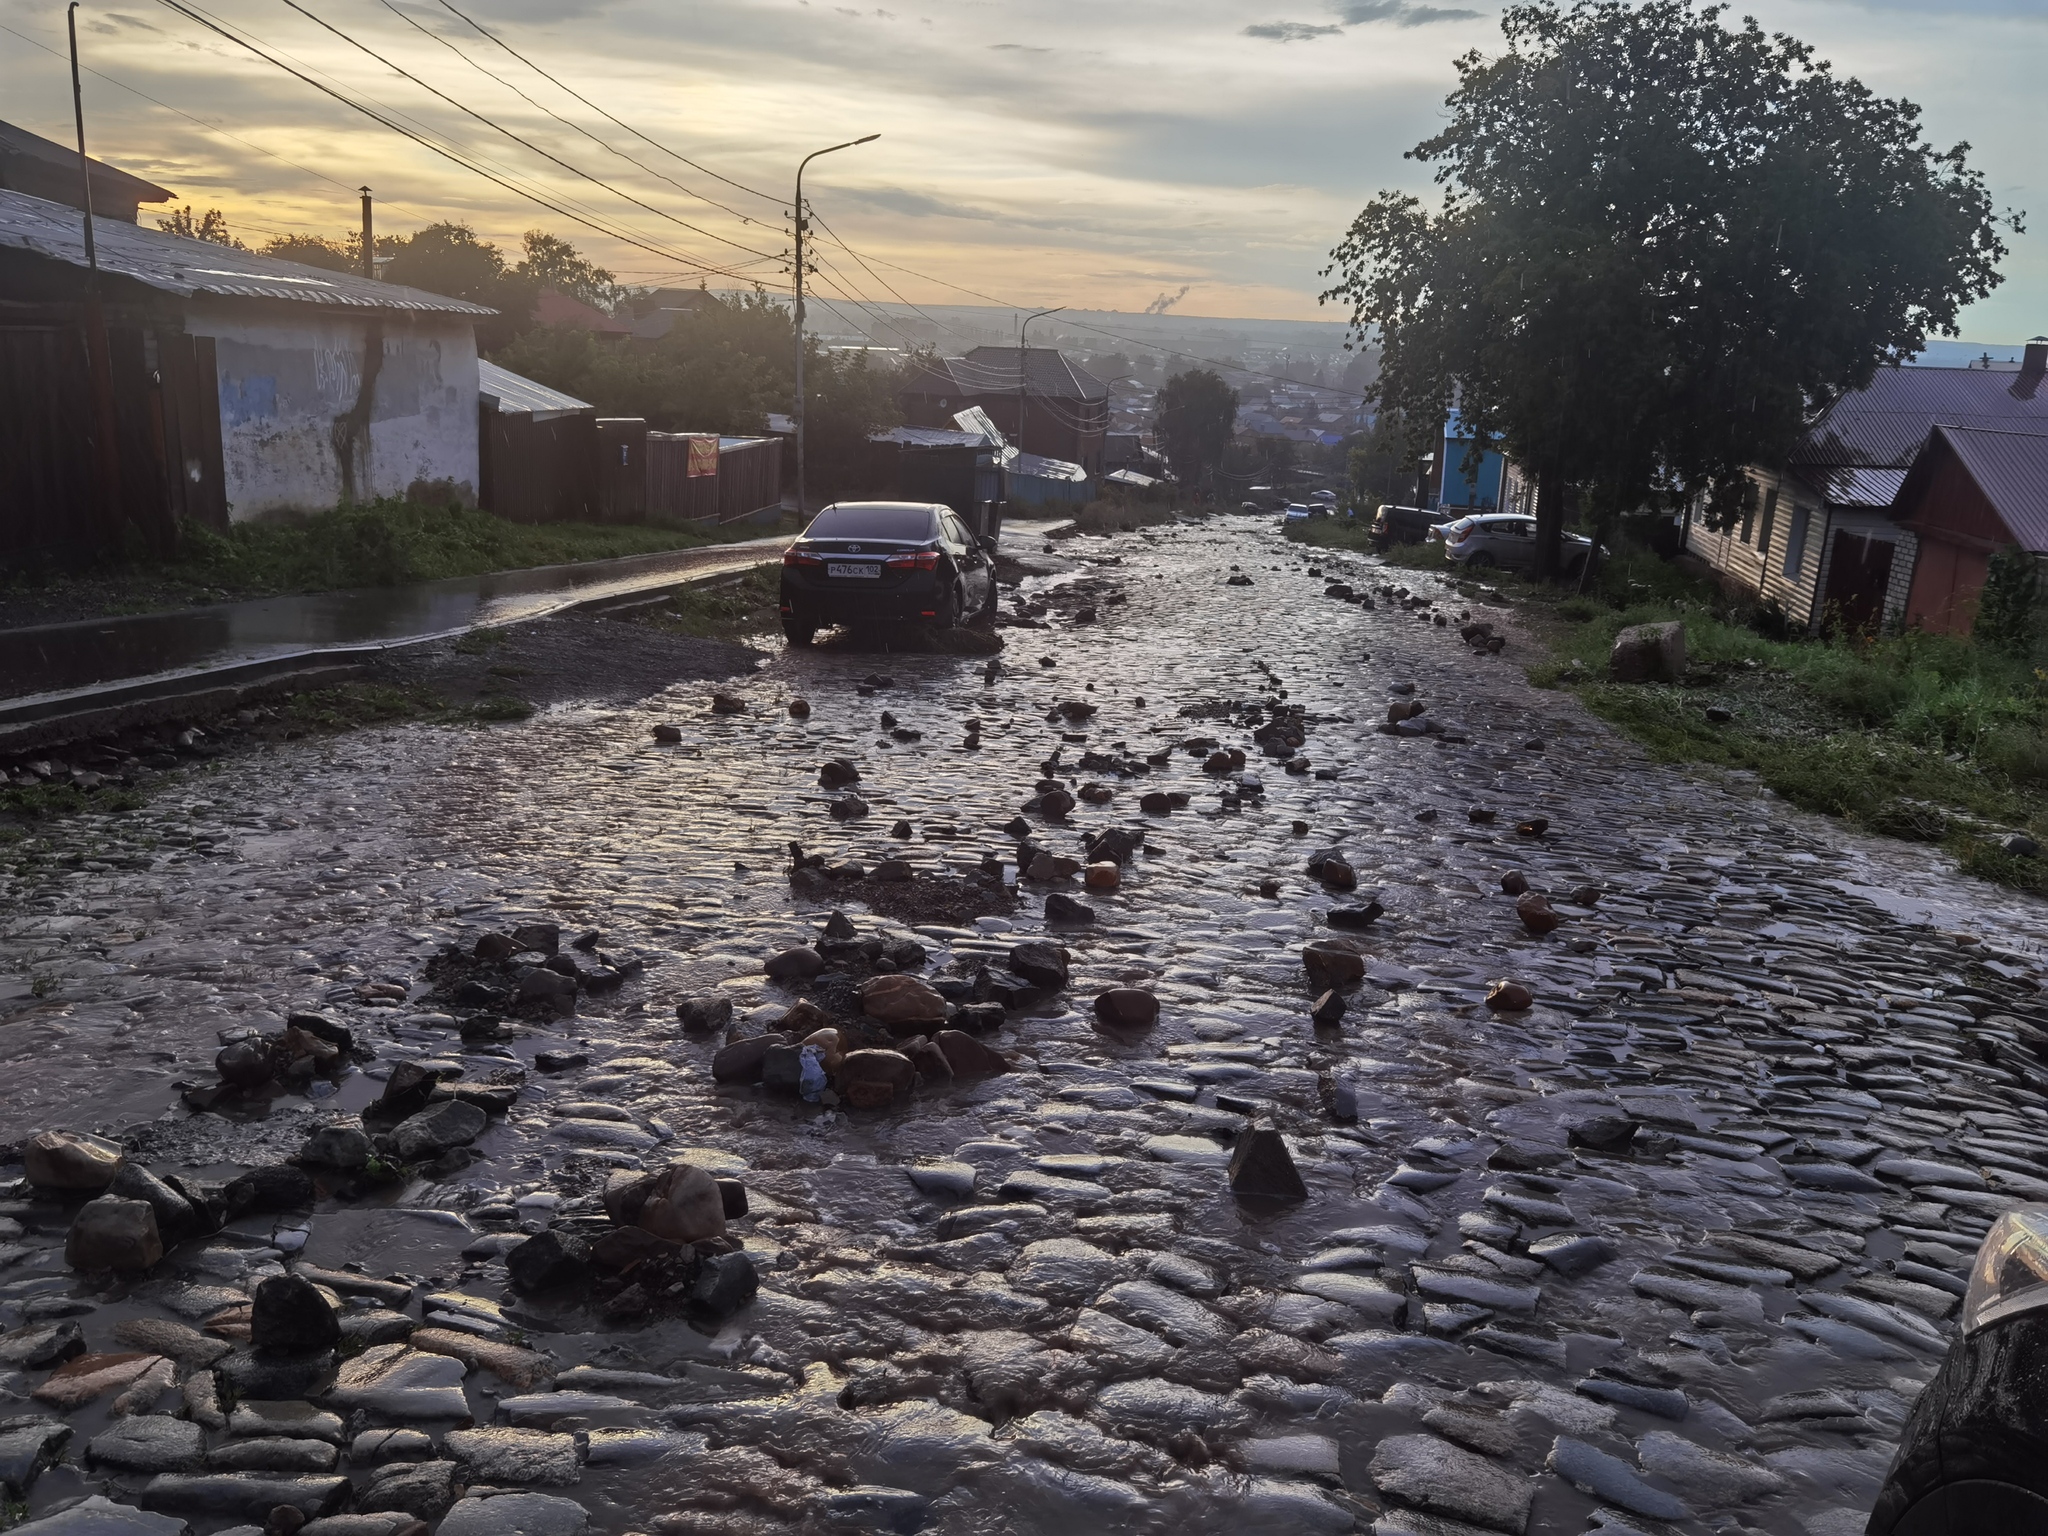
[186,300,479,520]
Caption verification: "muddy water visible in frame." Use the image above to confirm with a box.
[2,519,2046,1536]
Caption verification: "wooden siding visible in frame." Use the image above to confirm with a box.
[1684,468,1831,628]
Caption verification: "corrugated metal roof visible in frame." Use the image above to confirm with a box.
[0,119,174,204]
[0,187,496,316]
[1012,449,1089,482]
[478,359,590,416]
[1794,365,2048,469]
[1801,466,1908,508]
[870,425,989,449]
[1933,425,2048,554]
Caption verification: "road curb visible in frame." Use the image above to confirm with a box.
[0,558,780,753]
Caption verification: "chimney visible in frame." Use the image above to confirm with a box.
[2014,335,2048,400]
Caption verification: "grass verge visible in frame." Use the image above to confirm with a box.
[283,682,535,732]
[1287,519,2048,895]
[0,500,796,626]
[636,565,782,642]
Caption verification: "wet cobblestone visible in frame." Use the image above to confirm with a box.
[1,520,2045,1536]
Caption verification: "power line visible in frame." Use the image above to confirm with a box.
[802,240,1372,400]
[152,0,767,280]
[372,0,781,239]
[275,0,783,264]
[0,15,439,227]
[429,0,786,208]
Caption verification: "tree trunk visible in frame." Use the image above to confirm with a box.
[1533,465,1564,582]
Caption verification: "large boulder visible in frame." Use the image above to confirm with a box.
[251,1275,339,1355]
[65,1197,162,1272]
[25,1131,124,1192]
[860,975,947,1029]
[385,1101,487,1163]
[1610,620,1686,683]
[838,1050,915,1109]
[633,1164,725,1244]
[1007,942,1070,990]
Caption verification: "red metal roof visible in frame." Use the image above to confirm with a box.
[1927,425,2048,554]
[1795,366,2048,469]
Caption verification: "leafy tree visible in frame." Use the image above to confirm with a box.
[1155,368,1239,499]
[260,233,356,272]
[513,231,620,312]
[1974,547,2042,659]
[492,289,900,502]
[157,207,241,247]
[1322,0,2014,578]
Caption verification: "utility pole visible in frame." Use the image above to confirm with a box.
[68,1,123,551]
[359,187,374,278]
[792,133,877,521]
[1016,306,1064,459]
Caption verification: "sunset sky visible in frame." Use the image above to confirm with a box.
[1,0,2038,337]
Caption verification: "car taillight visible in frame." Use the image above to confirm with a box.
[885,551,940,571]
[783,550,823,567]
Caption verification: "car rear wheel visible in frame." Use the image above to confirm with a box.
[1464,551,1494,569]
[932,582,962,632]
[782,619,816,647]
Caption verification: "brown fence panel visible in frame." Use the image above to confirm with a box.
[717,438,782,522]
[482,411,599,524]
[0,321,97,567]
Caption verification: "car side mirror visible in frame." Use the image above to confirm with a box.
[980,535,999,552]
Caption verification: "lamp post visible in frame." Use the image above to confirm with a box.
[1015,305,1063,459]
[792,133,877,520]
[67,1,122,551]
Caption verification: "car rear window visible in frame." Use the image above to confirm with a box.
[805,506,935,541]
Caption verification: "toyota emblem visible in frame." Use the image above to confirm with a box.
[848,544,862,552]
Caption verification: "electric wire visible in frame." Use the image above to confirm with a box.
[152,0,770,280]
[0,15,442,226]
[275,0,784,263]
[372,0,782,239]
[429,0,786,206]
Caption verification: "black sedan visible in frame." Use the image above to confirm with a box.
[778,502,997,645]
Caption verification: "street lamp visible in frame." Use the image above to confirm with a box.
[792,133,878,520]
[1015,306,1064,459]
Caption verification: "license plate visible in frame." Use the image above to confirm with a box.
[827,563,880,579]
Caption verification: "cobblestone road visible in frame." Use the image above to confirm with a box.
[3,519,2046,1536]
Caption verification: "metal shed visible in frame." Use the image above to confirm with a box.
[477,359,598,524]
[0,185,492,566]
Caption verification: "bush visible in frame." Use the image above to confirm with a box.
[1975,547,2042,658]
[170,501,721,595]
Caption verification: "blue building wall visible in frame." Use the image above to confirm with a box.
[1441,411,1507,511]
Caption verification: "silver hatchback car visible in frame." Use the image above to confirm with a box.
[1435,514,1596,577]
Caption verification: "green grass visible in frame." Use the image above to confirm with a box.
[1526,554,2048,893]
[284,682,535,731]
[172,501,732,594]
[638,565,782,641]
[1291,519,2048,894]
[0,781,145,819]
[0,500,772,624]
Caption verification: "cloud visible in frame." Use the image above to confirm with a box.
[837,186,1000,221]
[1245,2,1480,40]
[1339,0,1484,22]
[989,42,1052,51]
[1244,20,1344,40]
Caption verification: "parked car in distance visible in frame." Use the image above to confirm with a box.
[1282,503,1314,526]
[1437,513,1599,577]
[779,501,995,645]
[1371,504,1442,547]
[1309,489,1338,505]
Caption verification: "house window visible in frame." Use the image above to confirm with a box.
[1740,501,1755,545]
[1757,488,1778,558]
[1783,506,1808,577]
